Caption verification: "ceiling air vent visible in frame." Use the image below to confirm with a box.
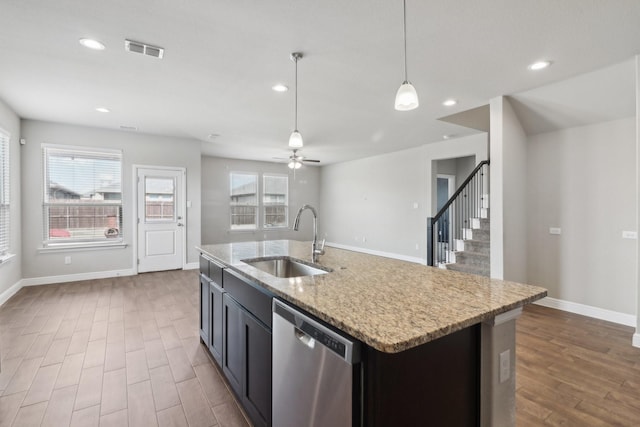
[125,39,164,59]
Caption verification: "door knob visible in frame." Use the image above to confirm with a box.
[177,223,184,227]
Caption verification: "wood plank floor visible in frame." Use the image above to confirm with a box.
[0,270,249,427]
[2,270,640,426]
[516,304,640,426]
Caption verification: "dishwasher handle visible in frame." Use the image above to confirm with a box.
[294,327,316,349]
[273,299,360,364]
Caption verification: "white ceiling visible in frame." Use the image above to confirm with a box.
[0,0,638,165]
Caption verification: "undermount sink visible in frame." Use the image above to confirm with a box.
[242,256,331,278]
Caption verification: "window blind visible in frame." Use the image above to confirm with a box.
[0,129,9,256]
[42,145,123,246]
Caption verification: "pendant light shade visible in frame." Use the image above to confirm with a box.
[395,81,419,111]
[288,130,303,148]
[289,52,304,148]
[395,0,419,111]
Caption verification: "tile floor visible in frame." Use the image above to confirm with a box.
[0,269,250,427]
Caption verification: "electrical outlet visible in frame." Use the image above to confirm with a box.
[622,231,637,239]
[415,243,419,250]
[549,227,561,235]
[499,349,510,383]
[64,256,71,265]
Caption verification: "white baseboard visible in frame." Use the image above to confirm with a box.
[21,269,136,287]
[633,333,640,348]
[0,279,24,307]
[325,242,425,265]
[184,262,199,270]
[534,297,637,327]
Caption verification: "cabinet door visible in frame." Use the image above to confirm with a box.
[209,281,224,366]
[199,275,210,344]
[242,311,272,427]
[222,294,243,397]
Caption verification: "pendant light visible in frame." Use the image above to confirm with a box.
[289,52,304,148]
[394,0,419,111]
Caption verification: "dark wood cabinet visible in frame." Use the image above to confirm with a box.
[199,274,210,345]
[222,293,244,397]
[221,270,273,427]
[199,255,225,364]
[209,280,224,365]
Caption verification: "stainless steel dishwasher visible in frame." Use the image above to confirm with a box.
[272,299,360,427]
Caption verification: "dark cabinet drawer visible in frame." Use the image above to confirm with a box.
[223,269,273,328]
[200,255,224,286]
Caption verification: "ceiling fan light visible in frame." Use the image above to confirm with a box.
[394,82,419,111]
[288,159,302,169]
[288,130,304,148]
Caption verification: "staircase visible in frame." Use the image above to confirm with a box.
[428,161,490,277]
[444,210,490,276]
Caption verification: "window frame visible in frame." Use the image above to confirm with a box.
[229,171,259,231]
[0,128,10,257]
[42,144,124,248]
[262,173,289,229]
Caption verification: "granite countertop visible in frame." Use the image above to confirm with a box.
[197,240,547,353]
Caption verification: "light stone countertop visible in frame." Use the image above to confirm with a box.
[197,240,547,353]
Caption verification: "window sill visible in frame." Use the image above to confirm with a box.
[39,242,128,253]
[0,253,16,266]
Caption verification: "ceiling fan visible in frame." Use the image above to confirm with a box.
[273,149,320,169]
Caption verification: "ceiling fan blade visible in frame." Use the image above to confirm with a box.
[302,159,320,163]
[272,157,289,161]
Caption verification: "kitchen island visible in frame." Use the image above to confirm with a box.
[197,240,547,426]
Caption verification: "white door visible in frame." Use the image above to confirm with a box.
[136,167,185,273]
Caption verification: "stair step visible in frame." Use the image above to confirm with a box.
[470,217,490,231]
[464,228,490,242]
[444,262,490,277]
[463,240,489,255]
[453,251,490,268]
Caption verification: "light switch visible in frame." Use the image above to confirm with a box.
[549,227,561,235]
[499,349,510,383]
[622,231,637,239]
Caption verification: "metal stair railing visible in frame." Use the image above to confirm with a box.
[427,160,489,267]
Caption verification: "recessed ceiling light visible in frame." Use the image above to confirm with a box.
[442,99,457,107]
[443,134,456,140]
[208,133,220,139]
[79,38,106,50]
[120,125,137,131]
[528,60,551,71]
[272,84,288,92]
[95,107,110,113]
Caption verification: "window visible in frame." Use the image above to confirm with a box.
[263,174,288,228]
[43,145,123,246]
[0,129,9,256]
[230,172,258,230]
[144,177,176,222]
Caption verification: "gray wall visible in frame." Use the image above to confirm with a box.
[20,120,201,280]
[0,98,21,299]
[527,117,636,315]
[490,96,528,282]
[201,156,320,244]
[435,155,476,191]
[320,134,487,262]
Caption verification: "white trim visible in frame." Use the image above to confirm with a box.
[534,296,637,327]
[0,279,23,307]
[38,243,128,253]
[21,268,136,287]
[184,262,198,270]
[633,333,640,348]
[325,242,425,265]
[0,252,16,264]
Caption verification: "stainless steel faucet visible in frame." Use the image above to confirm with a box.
[293,204,325,263]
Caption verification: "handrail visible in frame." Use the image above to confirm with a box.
[428,160,490,267]
[432,160,489,223]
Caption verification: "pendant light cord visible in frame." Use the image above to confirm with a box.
[402,0,408,82]
[294,56,298,130]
